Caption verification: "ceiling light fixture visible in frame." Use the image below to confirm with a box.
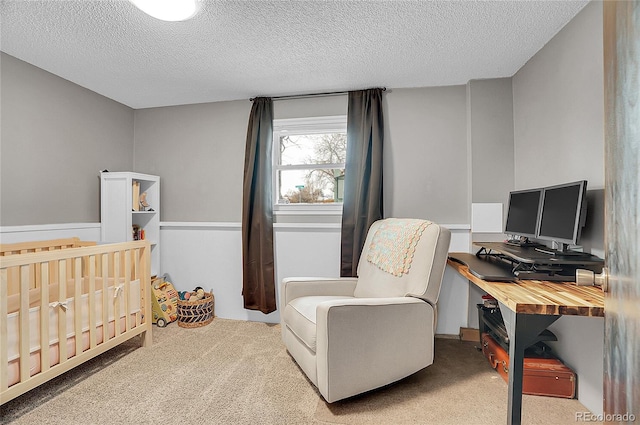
[130,0,200,22]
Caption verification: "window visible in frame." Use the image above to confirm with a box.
[273,116,347,207]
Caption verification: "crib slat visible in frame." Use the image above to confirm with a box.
[133,248,141,328]
[19,265,30,384]
[40,263,50,374]
[88,256,96,349]
[1,269,8,392]
[58,260,67,363]
[113,252,121,338]
[101,253,109,344]
[141,245,152,347]
[124,250,131,333]
[74,258,82,356]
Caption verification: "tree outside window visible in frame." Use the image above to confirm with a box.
[274,117,347,205]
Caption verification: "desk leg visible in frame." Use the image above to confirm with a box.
[498,303,560,425]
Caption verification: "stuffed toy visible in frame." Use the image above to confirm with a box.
[191,286,205,301]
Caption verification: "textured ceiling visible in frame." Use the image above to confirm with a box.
[0,0,588,109]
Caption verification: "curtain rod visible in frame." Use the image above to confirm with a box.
[250,87,386,102]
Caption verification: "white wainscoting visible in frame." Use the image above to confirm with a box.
[438,225,472,336]
[0,221,472,332]
[159,222,343,323]
[160,222,471,330]
[159,222,266,322]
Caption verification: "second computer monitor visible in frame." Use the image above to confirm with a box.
[504,188,543,240]
[537,180,588,246]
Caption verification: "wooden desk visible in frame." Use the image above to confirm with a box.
[447,259,605,425]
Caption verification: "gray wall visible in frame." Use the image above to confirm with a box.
[467,78,515,242]
[133,101,251,222]
[384,86,469,224]
[0,53,134,226]
[513,2,604,191]
[1,60,472,227]
[512,1,604,415]
[133,96,349,222]
[134,86,471,225]
[275,95,347,120]
[468,78,515,205]
[513,0,604,252]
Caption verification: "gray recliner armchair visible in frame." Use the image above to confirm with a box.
[280,218,451,402]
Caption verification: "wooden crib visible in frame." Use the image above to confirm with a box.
[0,238,153,404]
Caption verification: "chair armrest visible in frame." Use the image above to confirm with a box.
[317,296,425,309]
[281,277,358,306]
[314,297,435,402]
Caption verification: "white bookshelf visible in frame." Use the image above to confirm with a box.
[100,171,160,276]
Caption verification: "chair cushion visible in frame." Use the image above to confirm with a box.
[283,296,353,353]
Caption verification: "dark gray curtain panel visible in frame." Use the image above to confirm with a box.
[340,88,384,277]
[242,97,276,313]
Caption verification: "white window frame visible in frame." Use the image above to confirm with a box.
[272,115,347,214]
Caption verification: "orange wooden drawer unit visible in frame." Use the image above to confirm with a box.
[481,333,576,399]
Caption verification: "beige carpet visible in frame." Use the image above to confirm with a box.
[1,319,592,424]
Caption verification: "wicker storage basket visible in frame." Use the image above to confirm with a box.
[177,292,214,328]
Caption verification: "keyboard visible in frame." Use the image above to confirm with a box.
[448,253,516,282]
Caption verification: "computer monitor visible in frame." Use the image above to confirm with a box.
[536,180,588,249]
[504,188,543,241]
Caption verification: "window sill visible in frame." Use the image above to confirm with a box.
[274,204,343,216]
